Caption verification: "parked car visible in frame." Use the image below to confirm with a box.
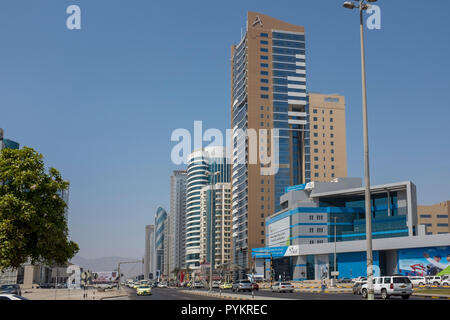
[338,278,353,283]
[441,275,450,286]
[212,281,220,289]
[0,294,28,300]
[271,282,294,293]
[352,277,367,283]
[232,280,252,292]
[193,281,204,289]
[408,276,426,286]
[361,276,413,300]
[220,282,232,290]
[426,276,442,286]
[352,281,366,295]
[0,284,21,296]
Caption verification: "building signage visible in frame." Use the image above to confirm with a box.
[268,216,290,247]
[252,245,301,259]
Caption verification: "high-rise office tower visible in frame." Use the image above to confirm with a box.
[199,183,232,272]
[0,128,20,151]
[168,170,187,274]
[308,93,347,181]
[185,147,230,270]
[231,12,310,275]
[144,225,155,279]
[155,206,167,279]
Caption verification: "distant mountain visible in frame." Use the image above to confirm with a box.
[70,255,143,279]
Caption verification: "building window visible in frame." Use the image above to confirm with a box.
[314,173,319,178]
[309,228,314,233]
[260,48,268,52]
[261,32,269,37]
[420,215,432,219]
[260,55,268,60]
[260,86,269,91]
[261,71,269,75]
[313,109,318,114]
[437,215,448,219]
[330,126,334,130]
[261,63,269,68]
[437,223,449,227]
[330,118,334,122]
[260,40,268,45]
[261,94,269,99]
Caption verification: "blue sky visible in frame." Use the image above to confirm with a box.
[0,1,449,259]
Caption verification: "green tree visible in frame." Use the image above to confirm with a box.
[0,147,79,270]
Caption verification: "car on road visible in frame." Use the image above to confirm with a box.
[0,294,28,300]
[271,282,294,293]
[352,281,366,295]
[232,280,253,293]
[158,282,168,288]
[441,276,450,286]
[220,282,232,290]
[0,284,21,296]
[361,276,413,300]
[136,285,152,296]
[193,281,204,289]
[212,281,220,289]
[408,276,426,286]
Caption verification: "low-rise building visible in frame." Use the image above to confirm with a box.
[418,201,449,235]
[252,178,450,281]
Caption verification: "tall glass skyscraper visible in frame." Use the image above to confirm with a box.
[185,147,230,270]
[231,12,310,276]
[155,206,167,278]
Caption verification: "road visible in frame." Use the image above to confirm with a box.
[114,287,432,300]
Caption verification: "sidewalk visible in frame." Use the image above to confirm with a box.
[22,288,128,300]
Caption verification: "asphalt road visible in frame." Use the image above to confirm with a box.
[118,287,431,300]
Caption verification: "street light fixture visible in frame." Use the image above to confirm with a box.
[342,0,377,301]
[206,170,221,292]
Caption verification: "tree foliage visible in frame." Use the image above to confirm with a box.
[0,147,79,270]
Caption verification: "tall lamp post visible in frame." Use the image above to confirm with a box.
[206,170,221,292]
[343,0,377,300]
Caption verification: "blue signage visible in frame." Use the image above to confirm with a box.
[252,246,289,259]
[285,184,306,193]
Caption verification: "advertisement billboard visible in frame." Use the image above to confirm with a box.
[94,271,119,283]
[398,246,450,276]
[268,216,290,247]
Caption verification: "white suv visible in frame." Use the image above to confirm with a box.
[408,276,426,286]
[426,276,442,286]
[361,276,413,300]
[441,276,450,286]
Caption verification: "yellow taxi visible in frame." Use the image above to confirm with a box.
[220,282,233,290]
[136,285,152,296]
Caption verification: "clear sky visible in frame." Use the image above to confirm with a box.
[1,0,449,259]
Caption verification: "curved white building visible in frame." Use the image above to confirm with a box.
[185,147,230,269]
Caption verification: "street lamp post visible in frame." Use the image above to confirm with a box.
[206,170,221,292]
[343,0,377,300]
